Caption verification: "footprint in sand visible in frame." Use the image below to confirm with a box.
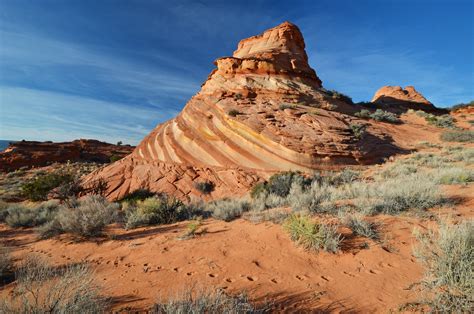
[225,278,234,283]
[270,278,278,284]
[368,269,382,275]
[342,271,357,278]
[208,273,217,278]
[320,275,332,282]
[246,276,256,281]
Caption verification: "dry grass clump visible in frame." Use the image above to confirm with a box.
[283,214,342,253]
[39,195,119,239]
[343,213,378,240]
[0,255,107,313]
[207,198,251,222]
[152,288,266,313]
[413,220,473,312]
[435,167,474,184]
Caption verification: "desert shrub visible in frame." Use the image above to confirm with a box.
[251,191,288,211]
[227,109,240,117]
[370,109,399,123]
[0,200,9,221]
[21,171,74,201]
[125,195,190,229]
[287,181,334,213]
[0,255,106,313]
[413,220,473,312]
[266,171,310,197]
[109,155,122,163]
[207,198,251,222]
[435,168,474,184]
[449,100,474,111]
[326,169,360,186]
[344,214,378,240]
[152,288,265,313]
[39,196,119,238]
[194,180,215,195]
[355,109,399,123]
[349,123,366,139]
[354,109,371,119]
[416,111,457,129]
[441,130,474,143]
[283,214,342,253]
[4,200,59,228]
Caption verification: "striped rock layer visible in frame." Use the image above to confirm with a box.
[84,22,402,201]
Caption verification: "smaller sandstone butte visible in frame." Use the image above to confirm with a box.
[371,86,438,111]
[0,139,134,172]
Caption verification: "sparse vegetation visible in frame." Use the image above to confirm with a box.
[415,110,457,129]
[109,155,122,163]
[0,245,12,281]
[283,214,342,252]
[279,103,297,110]
[152,288,265,313]
[413,220,473,313]
[0,255,106,313]
[21,171,74,201]
[207,198,251,222]
[325,90,353,105]
[448,100,474,111]
[441,130,474,143]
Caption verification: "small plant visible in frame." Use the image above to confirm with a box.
[227,109,240,117]
[349,123,366,139]
[0,255,106,313]
[0,245,12,281]
[413,220,473,312]
[116,141,122,146]
[178,220,205,240]
[283,214,342,252]
[152,288,264,313]
[344,214,378,240]
[194,180,215,195]
[21,171,74,201]
[207,198,251,222]
[440,130,474,143]
[266,171,310,197]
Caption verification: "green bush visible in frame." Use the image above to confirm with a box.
[152,288,264,313]
[125,195,190,229]
[0,255,106,313]
[21,171,74,201]
[250,182,266,199]
[441,131,474,143]
[39,196,119,238]
[416,111,456,129]
[207,198,251,222]
[283,214,342,252]
[413,220,473,312]
[354,109,371,119]
[349,123,366,139]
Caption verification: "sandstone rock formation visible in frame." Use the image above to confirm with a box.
[83,22,405,201]
[371,86,437,111]
[0,139,134,172]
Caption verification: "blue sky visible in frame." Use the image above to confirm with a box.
[0,0,473,144]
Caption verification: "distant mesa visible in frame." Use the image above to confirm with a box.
[83,22,421,201]
[0,139,134,172]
